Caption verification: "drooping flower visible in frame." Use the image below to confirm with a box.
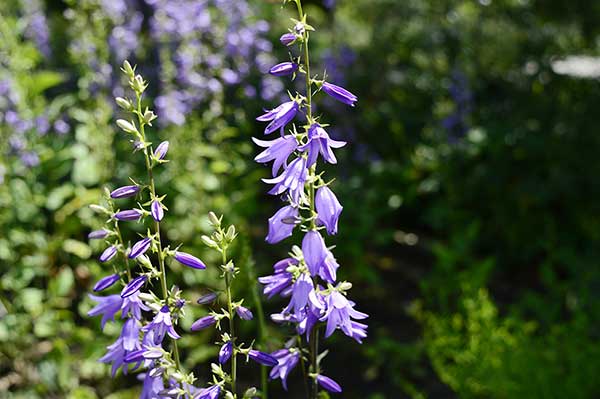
[129,237,152,259]
[262,157,307,203]
[196,384,221,399]
[253,135,298,176]
[236,305,254,320]
[299,124,346,167]
[88,294,123,329]
[110,185,140,199]
[319,248,340,284]
[142,305,181,344]
[284,272,314,318]
[219,341,233,364]
[320,291,368,342]
[269,62,299,77]
[321,82,358,106]
[174,251,206,269]
[256,101,299,135]
[258,257,296,298]
[191,315,216,331]
[151,200,164,221]
[266,205,299,244]
[121,275,147,298]
[139,371,165,399]
[99,318,142,377]
[248,349,278,366]
[269,349,300,390]
[316,374,342,393]
[93,274,121,292]
[114,209,143,221]
[315,186,343,235]
[302,230,328,276]
[99,245,118,262]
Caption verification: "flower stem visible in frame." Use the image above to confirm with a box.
[136,92,181,370]
[223,245,237,395]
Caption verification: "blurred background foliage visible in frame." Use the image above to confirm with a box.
[1,0,599,398]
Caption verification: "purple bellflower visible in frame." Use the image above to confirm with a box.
[315,185,343,235]
[151,200,164,221]
[174,251,206,269]
[93,274,121,292]
[88,294,123,329]
[196,384,221,399]
[256,101,299,135]
[121,290,150,320]
[269,349,300,390]
[269,62,299,77]
[219,341,233,364]
[299,124,346,167]
[280,33,297,46]
[285,272,314,318]
[100,245,118,262]
[266,204,299,244]
[129,237,152,259]
[321,291,368,343]
[99,318,142,377]
[191,315,217,331]
[302,231,328,276]
[121,275,147,298]
[142,305,181,344]
[316,374,342,393]
[258,257,296,298]
[263,156,308,203]
[252,135,298,176]
[236,305,254,320]
[114,209,143,221]
[248,349,278,367]
[110,185,140,199]
[88,229,109,240]
[322,82,358,106]
[154,140,169,160]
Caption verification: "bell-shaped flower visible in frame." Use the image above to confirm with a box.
[142,305,180,344]
[269,349,300,390]
[299,124,346,167]
[302,230,328,276]
[266,205,299,244]
[196,384,220,399]
[320,291,368,343]
[99,318,142,377]
[262,157,307,204]
[316,375,342,393]
[219,341,233,364]
[248,349,278,366]
[322,82,358,106]
[121,290,150,320]
[315,186,343,235]
[253,135,298,176]
[88,294,123,329]
[284,272,314,318]
[258,258,296,298]
[256,101,298,135]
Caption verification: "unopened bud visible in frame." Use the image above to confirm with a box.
[208,211,221,227]
[115,97,132,111]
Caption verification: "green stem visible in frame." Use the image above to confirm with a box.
[297,335,310,399]
[223,245,237,395]
[113,220,132,280]
[136,93,181,370]
[246,255,269,399]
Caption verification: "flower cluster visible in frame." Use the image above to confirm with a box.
[254,0,368,395]
[87,61,203,397]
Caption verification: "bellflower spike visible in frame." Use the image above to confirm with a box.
[258,258,296,298]
[317,375,342,393]
[269,349,300,390]
[219,341,233,364]
[191,315,216,331]
[88,294,123,329]
[248,349,278,367]
[256,101,299,135]
[100,245,118,262]
[299,124,346,167]
[174,251,206,269]
[93,274,121,292]
[321,291,369,342]
[154,141,169,160]
[88,229,109,240]
[110,185,140,199]
[315,186,343,235]
[129,237,152,259]
[236,305,254,320]
[269,62,299,77]
[302,230,328,276]
[263,157,308,203]
[142,305,181,344]
[151,200,164,221]
[322,82,358,107]
[253,135,298,176]
[280,33,297,46]
[266,205,299,244]
[114,209,143,221]
[121,275,147,298]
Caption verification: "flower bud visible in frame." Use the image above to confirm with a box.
[316,375,342,393]
[114,209,143,221]
[90,204,110,214]
[279,33,297,46]
[154,141,169,160]
[225,225,236,241]
[174,251,206,270]
[132,75,147,93]
[137,254,153,269]
[99,245,117,262]
[201,235,218,248]
[116,119,138,134]
[110,185,140,199]
[115,97,132,111]
[248,349,278,367]
[197,292,218,305]
[143,109,157,125]
[236,305,253,321]
[208,211,221,227]
[129,237,152,259]
[93,274,120,292]
[88,229,109,240]
[219,341,233,364]
[121,275,147,298]
[191,315,216,331]
[321,81,358,107]
[269,62,299,77]
[122,60,135,77]
[151,200,164,222]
